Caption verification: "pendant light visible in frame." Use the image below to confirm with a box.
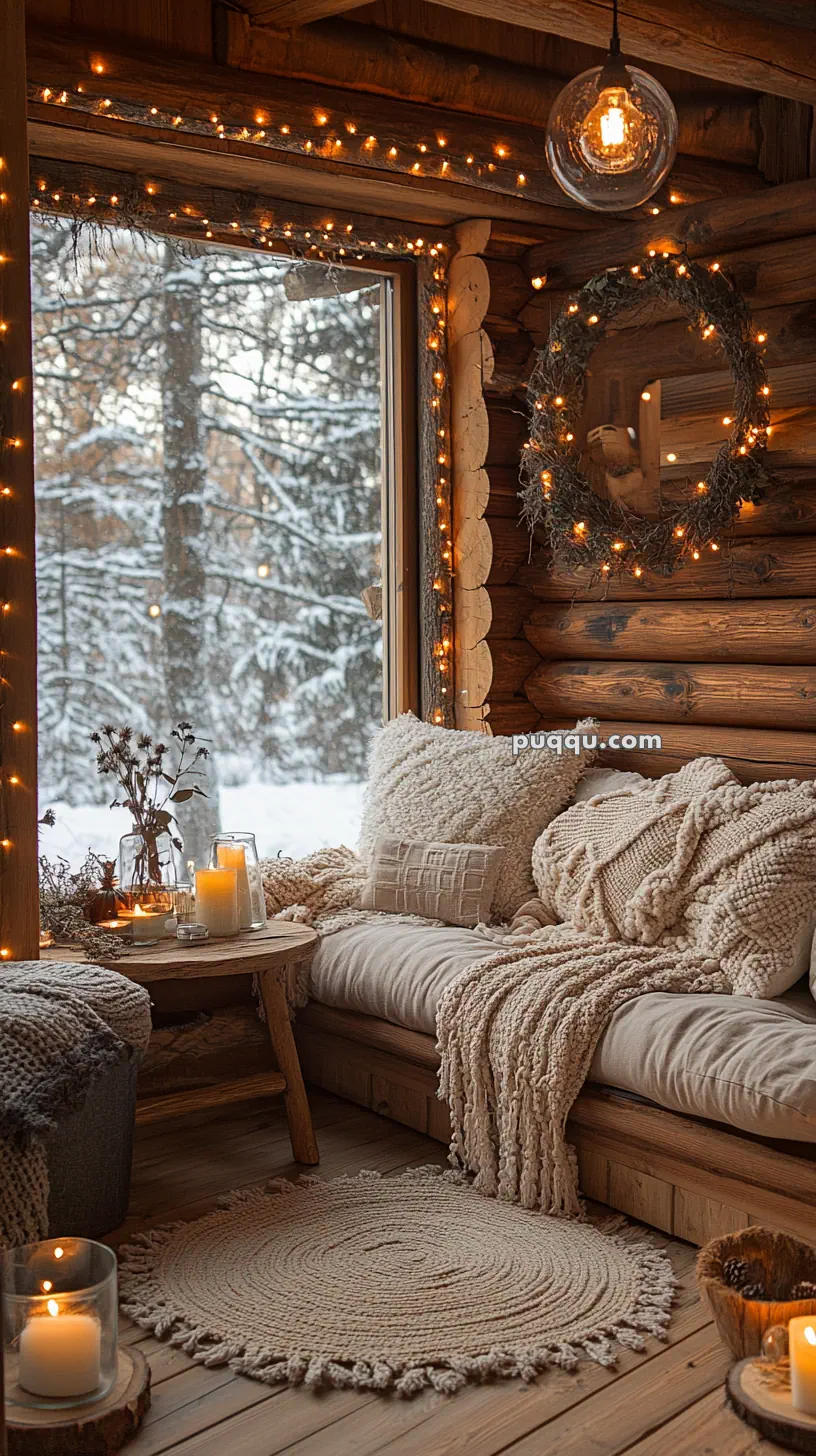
[546,0,678,213]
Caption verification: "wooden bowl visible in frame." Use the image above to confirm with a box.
[697,1226,816,1359]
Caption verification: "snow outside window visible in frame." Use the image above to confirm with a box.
[31,218,385,868]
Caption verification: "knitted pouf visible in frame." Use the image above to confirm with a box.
[120,1167,675,1397]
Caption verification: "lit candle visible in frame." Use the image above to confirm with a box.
[790,1318,816,1415]
[195,868,238,937]
[96,918,130,936]
[216,844,252,929]
[129,905,168,942]
[19,1299,101,1398]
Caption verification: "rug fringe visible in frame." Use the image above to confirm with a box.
[119,1166,677,1397]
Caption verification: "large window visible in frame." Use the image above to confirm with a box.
[32,218,387,867]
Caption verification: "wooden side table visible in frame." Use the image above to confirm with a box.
[44,923,320,1164]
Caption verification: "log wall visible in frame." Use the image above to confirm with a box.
[476,179,816,782]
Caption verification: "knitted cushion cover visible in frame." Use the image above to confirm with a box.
[358,714,597,923]
[532,756,816,999]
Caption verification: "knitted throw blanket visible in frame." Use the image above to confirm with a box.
[262,761,816,1221]
[0,962,152,1248]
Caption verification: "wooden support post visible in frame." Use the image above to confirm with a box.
[0,0,38,961]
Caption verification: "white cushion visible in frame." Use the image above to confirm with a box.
[358,713,596,922]
[309,920,816,1142]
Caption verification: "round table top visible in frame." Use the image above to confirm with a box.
[43,920,317,984]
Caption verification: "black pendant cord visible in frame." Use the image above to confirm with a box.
[610,0,621,57]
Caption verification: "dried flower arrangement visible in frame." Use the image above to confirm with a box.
[39,851,128,960]
[92,721,209,887]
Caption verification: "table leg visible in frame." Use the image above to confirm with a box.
[258,965,320,1164]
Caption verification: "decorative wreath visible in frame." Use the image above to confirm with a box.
[520,254,773,578]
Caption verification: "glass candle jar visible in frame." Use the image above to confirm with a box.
[209,833,267,931]
[2,1238,118,1409]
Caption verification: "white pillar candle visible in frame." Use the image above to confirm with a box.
[790,1317,816,1415]
[195,868,238,937]
[216,844,252,930]
[19,1301,101,1398]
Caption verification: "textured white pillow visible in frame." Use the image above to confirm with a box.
[359,835,504,928]
[358,714,597,922]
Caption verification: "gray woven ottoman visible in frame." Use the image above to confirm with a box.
[43,1049,141,1237]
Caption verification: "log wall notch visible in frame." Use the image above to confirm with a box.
[449,218,493,731]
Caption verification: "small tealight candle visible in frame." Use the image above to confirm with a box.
[96,918,130,937]
[790,1318,816,1415]
[195,868,238,937]
[19,1299,102,1398]
[129,906,168,943]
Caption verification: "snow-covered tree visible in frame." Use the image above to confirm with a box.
[31,217,383,828]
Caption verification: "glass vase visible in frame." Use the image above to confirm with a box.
[2,1238,118,1410]
[117,828,183,907]
[209,832,267,931]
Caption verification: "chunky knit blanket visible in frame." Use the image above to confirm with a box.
[0,962,152,1247]
[262,759,816,1221]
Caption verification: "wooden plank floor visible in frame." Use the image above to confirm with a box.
[111,1090,789,1456]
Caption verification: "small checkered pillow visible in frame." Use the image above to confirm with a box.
[359,835,504,928]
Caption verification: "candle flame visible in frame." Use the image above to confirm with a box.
[133,904,148,917]
[806,1326,816,1347]
[41,1280,52,1292]
[47,1299,59,1318]
[53,1246,64,1258]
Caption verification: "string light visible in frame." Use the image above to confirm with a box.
[641,390,651,401]
[531,276,545,290]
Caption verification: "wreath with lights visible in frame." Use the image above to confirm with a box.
[520,254,773,578]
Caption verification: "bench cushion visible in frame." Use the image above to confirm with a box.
[309,919,816,1142]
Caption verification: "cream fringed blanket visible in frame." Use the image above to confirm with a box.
[261,759,816,1220]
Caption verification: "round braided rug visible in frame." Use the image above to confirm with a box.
[119,1168,675,1397]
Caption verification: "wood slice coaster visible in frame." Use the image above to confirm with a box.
[7,1346,150,1456]
[727,1357,816,1453]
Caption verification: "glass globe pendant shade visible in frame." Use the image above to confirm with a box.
[547,59,678,212]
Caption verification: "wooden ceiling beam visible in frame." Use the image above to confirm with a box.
[236,0,369,24]
[27,110,580,230]
[224,14,761,167]
[25,27,613,222]
[527,177,816,284]
[426,0,816,105]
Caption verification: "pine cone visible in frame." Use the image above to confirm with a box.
[740,1283,768,1301]
[791,1280,816,1301]
[722,1257,749,1288]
